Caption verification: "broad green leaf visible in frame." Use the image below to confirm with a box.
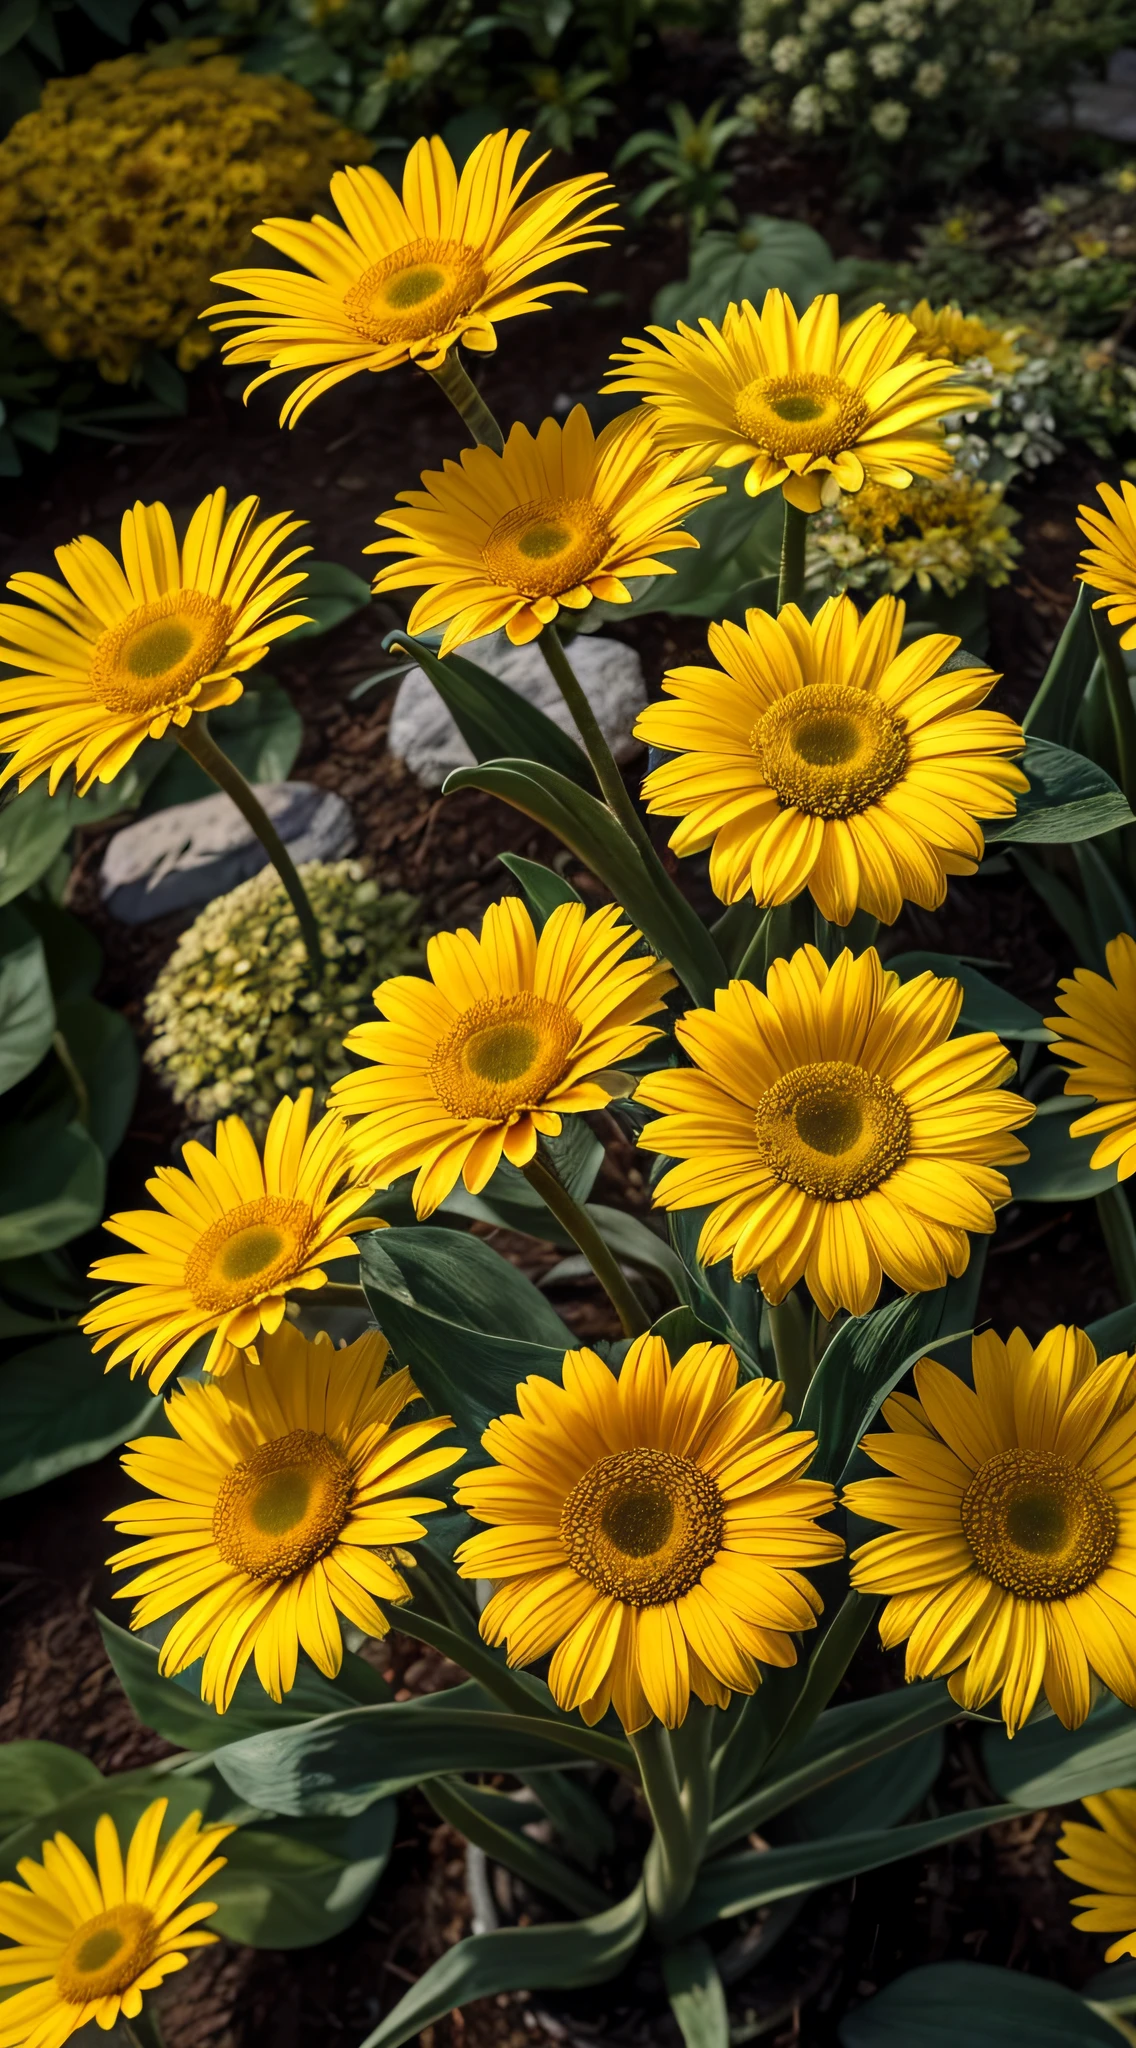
[498,852,584,924]
[578,467,781,628]
[1086,1301,1136,1356]
[284,559,372,640]
[662,1940,729,2048]
[886,951,1050,1041]
[0,0,38,59]
[54,998,139,1158]
[355,1885,647,2048]
[665,1207,765,1375]
[800,1291,957,1487]
[443,758,726,1009]
[74,0,142,39]
[1008,1094,1118,1202]
[0,1767,207,1880]
[0,907,53,1095]
[1023,583,1100,747]
[142,678,301,809]
[983,1688,1136,1807]
[838,1960,1121,2046]
[388,631,597,791]
[653,214,848,326]
[423,1776,608,1917]
[0,782,76,906]
[0,1741,101,1838]
[20,898,101,1003]
[210,1805,396,1948]
[0,1250,88,1310]
[986,737,1134,845]
[1073,838,1136,967]
[0,1333,159,1500]
[0,1117,105,1258]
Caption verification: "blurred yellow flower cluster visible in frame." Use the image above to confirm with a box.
[0,44,368,382]
[810,468,1021,598]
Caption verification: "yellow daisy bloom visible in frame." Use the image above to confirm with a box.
[635,593,1027,925]
[1048,934,1136,1182]
[844,1325,1136,1734]
[1078,480,1136,648]
[366,403,720,653]
[81,1089,383,1389]
[206,128,616,426]
[454,1332,841,1732]
[0,1797,232,2048]
[108,1324,460,1710]
[603,289,987,513]
[905,299,1025,373]
[332,895,675,1217]
[637,945,1033,1320]
[0,491,310,796]
[1057,1792,1136,1960]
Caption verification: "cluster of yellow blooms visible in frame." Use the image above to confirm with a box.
[6,125,1136,2042]
[0,45,368,381]
[808,468,1022,598]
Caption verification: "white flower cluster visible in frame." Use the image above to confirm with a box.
[944,353,1064,471]
[144,859,421,1128]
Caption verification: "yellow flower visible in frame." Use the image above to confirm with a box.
[0,1797,232,2047]
[81,1090,383,1388]
[905,298,1024,372]
[1078,480,1136,649]
[603,289,987,512]
[1057,1792,1136,1959]
[635,594,1026,924]
[454,1332,841,1732]
[206,128,615,425]
[0,491,310,796]
[332,896,674,1217]
[844,1325,1136,1734]
[811,471,1022,600]
[637,945,1033,1320]
[108,1325,460,1711]
[366,404,720,652]
[1047,934,1136,1181]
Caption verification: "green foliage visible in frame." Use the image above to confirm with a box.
[615,100,745,247]
[839,1963,1123,2046]
[653,212,859,327]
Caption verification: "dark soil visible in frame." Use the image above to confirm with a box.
[0,108,1129,2048]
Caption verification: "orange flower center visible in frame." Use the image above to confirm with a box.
[55,1903,157,2004]
[755,683,907,818]
[734,372,870,460]
[212,1428,352,1579]
[428,991,579,1122]
[88,591,233,716]
[183,1196,315,1312]
[481,496,612,599]
[343,238,488,345]
[753,1058,911,1200]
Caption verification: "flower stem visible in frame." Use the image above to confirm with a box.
[630,1719,697,1927]
[1093,609,1136,807]
[427,350,505,454]
[1097,1185,1136,1305]
[670,1697,714,1864]
[538,624,658,860]
[776,499,810,613]
[767,1290,815,1420]
[523,1149,650,1337]
[175,715,323,980]
[122,2010,164,2048]
[763,1590,879,1770]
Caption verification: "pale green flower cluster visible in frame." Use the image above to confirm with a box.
[144,860,421,1128]
[805,466,1022,598]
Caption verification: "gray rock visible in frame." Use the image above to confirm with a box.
[99,782,355,923]
[388,632,647,788]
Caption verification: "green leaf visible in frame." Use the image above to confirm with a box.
[0,907,53,1095]
[422,1776,608,1918]
[886,951,1050,1042]
[653,214,847,327]
[137,347,187,414]
[142,679,301,809]
[1008,1094,1118,1202]
[0,1741,101,1838]
[0,782,77,907]
[671,1806,1016,1937]
[0,1766,206,1880]
[285,560,372,641]
[1087,1300,1136,1356]
[388,631,597,792]
[354,1885,647,2048]
[838,1961,1122,2046]
[665,1207,766,1375]
[73,0,142,39]
[0,1116,105,1258]
[1023,582,1100,747]
[581,471,782,628]
[54,998,139,1158]
[20,899,101,1003]
[986,737,1134,845]
[210,1805,396,1948]
[442,758,726,1009]
[0,0,38,59]
[662,1940,729,2048]
[498,852,584,925]
[0,1332,159,1500]
[801,1291,959,1487]
[983,1688,1136,1807]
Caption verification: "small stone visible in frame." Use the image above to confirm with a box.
[388,632,647,789]
[99,782,355,923]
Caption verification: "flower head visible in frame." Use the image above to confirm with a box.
[0,491,310,797]
[206,128,616,426]
[366,404,719,652]
[906,299,1024,373]
[604,290,987,512]
[638,945,1033,1319]
[1057,1793,1136,1959]
[1047,934,1136,1181]
[455,1332,841,1731]
[0,1797,232,2046]
[81,1090,383,1388]
[1077,480,1136,649]
[844,1325,1136,1733]
[332,895,674,1216]
[108,1324,460,1710]
[635,594,1026,924]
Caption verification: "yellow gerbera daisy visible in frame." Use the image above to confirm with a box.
[1078,480,1136,648]
[454,1332,841,1732]
[206,128,616,426]
[844,1325,1136,1734]
[602,289,988,512]
[81,1089,382,1388]
[1048,934,1136,1182]
[332,895,675,1217]
[637,945,1033,1320]
[108,1323,460,1710]
[635,593,1026,925]
[905,299,1025,373]
[366,403,720,653]
[1057,1792,1136,1960]
[0,491,310,795]
[0,1797,232,2048]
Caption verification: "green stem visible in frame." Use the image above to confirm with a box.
[122,2010,164,2048]
[629,1720,695,1927]
[523,1150,650,1338]
[776,500,810,613]
[1094,609,1136,806]
[426,351,505,453]
[670,1698,714,1864]
[1097,1185,1136,1305]
[52,1029,89,1129]
[176,717,323,979]
[538,625,658,861]
[763,1590,879,1770]
[768,1291,815,1421]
